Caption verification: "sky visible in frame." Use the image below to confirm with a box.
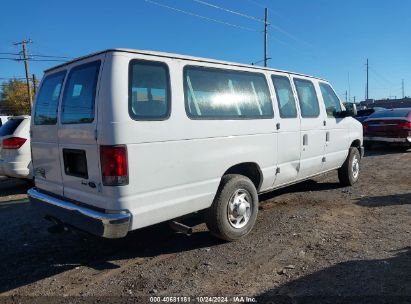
[1,0,410,102]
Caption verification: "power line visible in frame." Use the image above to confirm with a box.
[369,66,394,86]
[190,0,306,48]
[0,77,27,80]
[243,0,265,8]
[0,52,72,59]
[191,0,265,23]
[0,52,20,56]
[24,58,68,62]
[0,57,67,62]
[28,54,72,59]
[144,0,258,32]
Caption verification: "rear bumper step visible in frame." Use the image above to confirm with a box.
[364,136,411,143]
[28,188,131,238]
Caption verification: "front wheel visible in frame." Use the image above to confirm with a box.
[205,174,258,241]
[338,147,361,186]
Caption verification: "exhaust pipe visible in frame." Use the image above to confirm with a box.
[169,221,193,236]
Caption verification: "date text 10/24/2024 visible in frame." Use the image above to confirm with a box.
[149,296,257,303]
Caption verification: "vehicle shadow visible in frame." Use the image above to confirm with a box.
[259,180,343,202]
[355,193,411,208]
[0,202,221,294]
[256,247,411,303]
[364,145,410,157]
[0,178,32,197]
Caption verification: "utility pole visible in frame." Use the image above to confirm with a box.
[402,79,404,98]
[264,8,268,67]
[14,39,33,106]
[366,59,369,100]
[32,74,37,95]
[345,90,348,102]
[353,96,356,104]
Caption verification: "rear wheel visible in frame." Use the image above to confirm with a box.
[205,174,258,241]
[338,147,361,186]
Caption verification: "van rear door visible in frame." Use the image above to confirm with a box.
[58,58,104,204]
[32,70,67,195]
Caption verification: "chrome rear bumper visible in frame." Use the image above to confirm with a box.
[28,188,131,238]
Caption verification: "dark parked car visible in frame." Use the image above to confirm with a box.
[354,107,385,123]
[363,108,411,148]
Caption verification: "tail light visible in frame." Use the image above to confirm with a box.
[2,137,27,149]
[398,121,411,129]
[100,145,128,186]
[363,122,368,130]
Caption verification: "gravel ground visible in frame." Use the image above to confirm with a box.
[0,146,410,303]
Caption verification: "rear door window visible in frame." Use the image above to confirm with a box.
[61,61,101,124]
[293,78,320,118]
[34,71,66,125]
[0,119,23,136]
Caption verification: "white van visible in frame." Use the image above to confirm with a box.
[28,49,363,240]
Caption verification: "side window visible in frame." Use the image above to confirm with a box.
[319,83,342,118]
[293,78,320,118]
[34,71,66,125]
[271,75,297,118]
[129,60,170,120]
[184,66,273,119]
[61,61,100,124]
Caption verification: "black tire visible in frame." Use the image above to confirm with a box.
[205,174,258,241]
[338,147,361,186]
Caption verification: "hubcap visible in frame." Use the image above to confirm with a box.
[352,156,360,179]
[227,189,252,229]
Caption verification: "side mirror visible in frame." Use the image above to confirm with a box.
[342,103,357,117]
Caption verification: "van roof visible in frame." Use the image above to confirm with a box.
[45,48,326,81]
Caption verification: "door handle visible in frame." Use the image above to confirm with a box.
[326,131,330,142]
[303,134,308,146]
[276,123,281,130]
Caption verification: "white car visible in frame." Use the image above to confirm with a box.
[28,49,363,240]
[0,116,32,179]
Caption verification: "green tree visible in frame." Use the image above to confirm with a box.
[0,79,35,115]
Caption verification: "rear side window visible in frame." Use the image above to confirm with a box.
[61,61,101,124]
[319,83,342,118]
[129,60,170,120]
[294,79,320,118]
[271,75,297,118]
[0,119,23,136]
[34,71,66,125]
[184,66,273,119]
